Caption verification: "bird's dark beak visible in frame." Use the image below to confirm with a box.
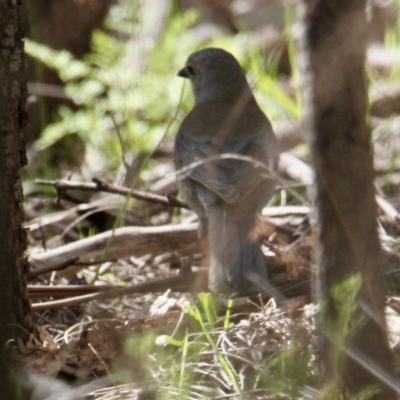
[178,66,191,79]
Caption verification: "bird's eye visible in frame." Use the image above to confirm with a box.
[186,65,195,76]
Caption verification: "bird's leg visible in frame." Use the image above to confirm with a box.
[197,216,208,239]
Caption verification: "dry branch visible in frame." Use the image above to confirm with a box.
[28,284,116,298]
[30,274,191,311]
[371,82,400,118]
[35,177,187,209]
[27,257,80,279]
[29,223,198,270]
[279,152,400,229]
[278,152,313,185]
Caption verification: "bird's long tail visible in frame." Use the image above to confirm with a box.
[207,205,268,293]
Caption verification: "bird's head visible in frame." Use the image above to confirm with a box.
[178,48,251,106]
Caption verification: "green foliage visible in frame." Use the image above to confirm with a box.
[125,279,380,399]
[120,330,158,383]
[385,0,400,51]
[156,293,243,398]
[184,293,242,395]
[328,274,364,383]
[120,293,317,399]
[25,10,200,174]
[319,384,381,400]
[318,275,383,400]
[377,0,400,81]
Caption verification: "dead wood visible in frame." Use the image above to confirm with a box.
[27,257,80,279]
[29,272,307,314]
[367,45,400,76]
[35,177,187,209]
[371,81,400,118]
[262,205,310,218]
[278,152,313,185]
[28,284,117,298]
[29,223,198,270]
[30,273,192,311]
[279,152,400,230]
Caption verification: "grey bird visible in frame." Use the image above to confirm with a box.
[174,48,279,293]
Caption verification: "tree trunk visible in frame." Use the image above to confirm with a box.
[0,0,32,397]
[298,1,397,398]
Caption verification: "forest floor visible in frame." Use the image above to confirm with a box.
[20,123,400,398]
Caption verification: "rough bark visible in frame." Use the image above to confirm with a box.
[298,1,397,398]
[0,0,32,397]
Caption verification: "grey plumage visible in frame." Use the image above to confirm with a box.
[174,48,279,293]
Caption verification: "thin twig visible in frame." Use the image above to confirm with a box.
[35,178,188,209]
[28,257,80,279]
[30,273,192,311]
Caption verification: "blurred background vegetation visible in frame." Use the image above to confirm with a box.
[23,0,300,183]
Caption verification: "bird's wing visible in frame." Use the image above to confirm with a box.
[175,130,275,204]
